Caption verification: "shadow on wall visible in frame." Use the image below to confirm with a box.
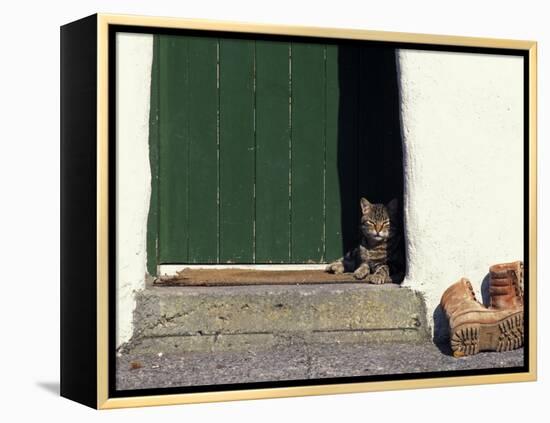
[433,305,452,355]
[336,44,406,276]
[480,273,491,307]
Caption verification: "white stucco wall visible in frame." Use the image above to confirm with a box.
[114,39,524,346]
[398,50,524,328]
[116,33,154,347]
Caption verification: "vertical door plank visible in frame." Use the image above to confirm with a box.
[219,39,255,263]
[146,35,160,275]
[325,43,359,261]
[187,37,219,263]
[158,35,190,263]
[291,43,326,262]
[255,41,291,263]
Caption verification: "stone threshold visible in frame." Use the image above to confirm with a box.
[124,283,429,354]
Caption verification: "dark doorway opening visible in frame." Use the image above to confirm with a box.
[336,44,405,279]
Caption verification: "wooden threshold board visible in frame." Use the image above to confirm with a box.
[153,268,359,286]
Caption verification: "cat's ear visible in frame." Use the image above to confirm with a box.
[360,197,372,215]
[386,198,399,216]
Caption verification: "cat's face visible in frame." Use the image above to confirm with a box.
[360,198,399,242]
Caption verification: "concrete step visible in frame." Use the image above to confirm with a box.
[125,283,430,354]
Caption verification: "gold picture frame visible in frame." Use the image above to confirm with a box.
[61,13,537,409]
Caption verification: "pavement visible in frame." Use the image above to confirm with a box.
[116,341,524,390]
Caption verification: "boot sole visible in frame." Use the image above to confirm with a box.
[450,311,524,357]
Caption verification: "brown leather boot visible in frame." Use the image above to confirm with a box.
[489,261,524,311]
[440,278,523,357]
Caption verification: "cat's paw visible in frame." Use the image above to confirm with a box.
[353,267,369,280]
[326,262,345,274]
[365,274,386,285]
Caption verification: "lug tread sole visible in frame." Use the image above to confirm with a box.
[450,311,523,357]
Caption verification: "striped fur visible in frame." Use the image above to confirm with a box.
[326,197,404,284]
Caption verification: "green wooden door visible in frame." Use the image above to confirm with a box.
[147,33,403,271]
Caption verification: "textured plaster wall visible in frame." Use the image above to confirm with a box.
[116,33,154,346]
[114,39,524,347]
[397,50,524,337]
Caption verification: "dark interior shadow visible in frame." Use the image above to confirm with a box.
[36,381,60,396]
[432,304,453,355]
[337,44,405,280]
[480,273,491,306]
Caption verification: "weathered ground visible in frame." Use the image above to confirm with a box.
[117,341,524,390]
[122,276,522,391]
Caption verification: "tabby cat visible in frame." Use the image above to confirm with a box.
[325,197,404,284]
